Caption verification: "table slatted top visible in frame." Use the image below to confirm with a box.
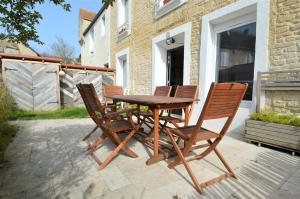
[108,95,194,106]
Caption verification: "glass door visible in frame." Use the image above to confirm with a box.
[216,22,256,101]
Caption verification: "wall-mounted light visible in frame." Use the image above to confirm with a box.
[166,32,175,45]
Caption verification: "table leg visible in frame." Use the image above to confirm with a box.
[137,104,141,124]
[184,107,189,126]
[112,99,117,112]
[146,108,159,165]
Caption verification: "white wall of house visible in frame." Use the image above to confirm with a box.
[81,7,111,67]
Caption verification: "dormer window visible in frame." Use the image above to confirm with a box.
[117,0,131,41]
[155,0,187,19]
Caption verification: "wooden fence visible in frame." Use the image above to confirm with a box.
[0,54,115,111]
[1,56,61,111]
[60,64,115,107]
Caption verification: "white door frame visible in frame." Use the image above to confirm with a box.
[192,0,270,125]
[152,22,192,91]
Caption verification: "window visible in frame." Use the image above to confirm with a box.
[89,27,95,55]
[122,59,128,88]
[216,22,256,101]
[157,0,172,9]
[155,0,187,19]
[101,15,106,36]
[116,48,129,89]
[117,0,131,40]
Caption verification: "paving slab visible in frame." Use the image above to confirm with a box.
[0,119,299,199]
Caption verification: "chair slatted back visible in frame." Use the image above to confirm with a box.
[174,85,198,99]
[202,83,247,120]
[195,83,248,136]
[104,86,124,104]
[154,86,172,96]
[77,83,105,123]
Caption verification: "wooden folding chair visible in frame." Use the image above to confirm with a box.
[163,82,248,193]
[103,85,124,111]
[138,86,172,130]
[77,83,140,170]
[160,85,198,129]
[79,85,118,141]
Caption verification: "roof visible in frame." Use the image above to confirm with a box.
[79,9,97,21]
[0,53,62,63]
[83,5,106,36]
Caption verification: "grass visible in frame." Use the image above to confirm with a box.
[9,107,89,120]
[250,110,300,127]
[0,122,18,161]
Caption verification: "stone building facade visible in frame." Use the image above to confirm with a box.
[267,0,300,113]
[81,0,300,125]
[109,0,299,114]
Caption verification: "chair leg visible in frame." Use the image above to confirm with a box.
[86,133,107,153]
[98,129,138,170]
[111,132,138,158]
[142,116,153,130]
[83,126,98,141]
[166,129,203,194]
[86,131,119,155]
[208,140,237,179]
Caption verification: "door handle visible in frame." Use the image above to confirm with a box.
[5,67,17,71]
[47,101,58,104]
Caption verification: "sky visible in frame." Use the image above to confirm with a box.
[29,0,102,56]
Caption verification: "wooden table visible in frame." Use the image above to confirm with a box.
[109,95,194,165]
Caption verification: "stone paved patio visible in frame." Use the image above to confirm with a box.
[0,119,300,199]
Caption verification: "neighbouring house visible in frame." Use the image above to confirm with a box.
[0,37,39,56]
[79,8,110,67]
[80,0,300,132]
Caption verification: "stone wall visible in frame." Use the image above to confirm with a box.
[267,0,300,113]
[110,0,236,94]
[266,91,300,113]
[0,63,2,83]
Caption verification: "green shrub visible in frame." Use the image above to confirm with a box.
[0,84,17,161]
[0,122,18,152]
[0,83,13,124]
[250,110,300,127]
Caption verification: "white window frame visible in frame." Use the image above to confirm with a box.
[194,0,269,124]
[117,0,131,41]
[155,0,187,19]
[116,48,130,90]
[100,14,106,37]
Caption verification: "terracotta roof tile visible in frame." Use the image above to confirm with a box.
[80,9,96,21]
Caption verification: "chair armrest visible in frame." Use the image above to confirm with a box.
[103,108,137,120]
[170,128,189,140]
[103,112,122,120]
